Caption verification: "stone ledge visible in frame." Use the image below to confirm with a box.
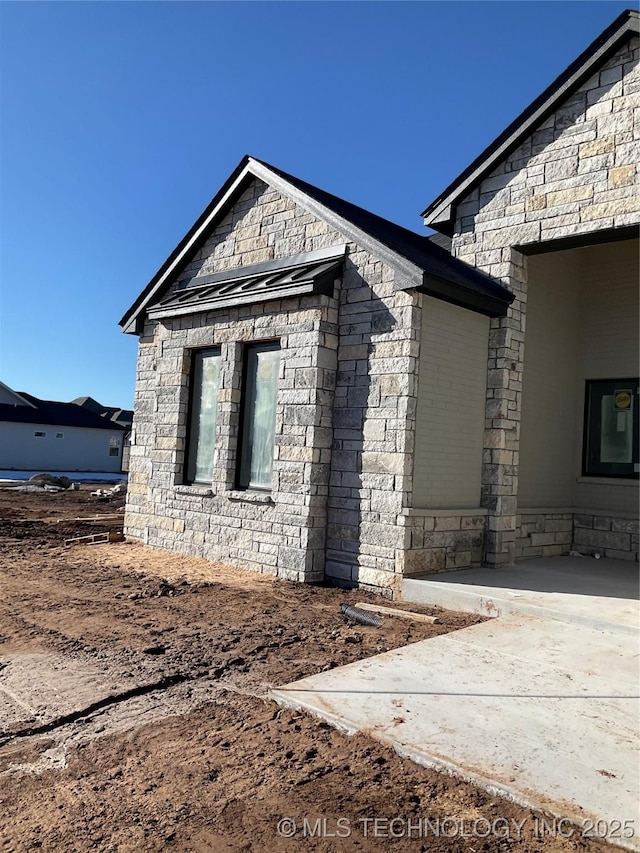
[401,507,488,518]
[225,490,275,505]
[575,476,638,488]
[518,506,638,520]
[174,485,215,497]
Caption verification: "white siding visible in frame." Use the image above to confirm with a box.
[413,296,489,508]
[0,422,123,472]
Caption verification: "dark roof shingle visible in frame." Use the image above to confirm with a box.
[0,394,127,430]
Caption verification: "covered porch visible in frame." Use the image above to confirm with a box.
[515,235,638,563]
[401,554,638,630]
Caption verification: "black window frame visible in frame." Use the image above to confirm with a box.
[582,378,639,479]
[236,340,281,492]
[184,346,222,485]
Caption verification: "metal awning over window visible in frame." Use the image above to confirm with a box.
[147,244,346,319]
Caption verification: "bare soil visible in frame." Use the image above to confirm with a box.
[0,489,615,852]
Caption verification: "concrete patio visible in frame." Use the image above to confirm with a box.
[272,557,640,850]
[402,556,639,633]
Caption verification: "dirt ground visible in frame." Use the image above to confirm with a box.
[0,488,616,853]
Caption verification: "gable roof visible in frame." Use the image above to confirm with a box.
[0,381,36,407]
[422,9,639,234]
[0,393,127,431]
[120,156,513,334]
[72,396,134,426]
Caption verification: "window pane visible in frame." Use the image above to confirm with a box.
[584,380,639,478]
[187,350,221,483]
[240,345,280,489]
[599,394,633,464]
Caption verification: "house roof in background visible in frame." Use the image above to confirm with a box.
[120,156,513,333]
[422,8,639,234]
[0,393,127,430]
[0,381,36,407]
[72,396,134,426]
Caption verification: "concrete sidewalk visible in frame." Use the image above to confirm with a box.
[272,566,640,850]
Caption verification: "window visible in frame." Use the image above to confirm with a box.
[583,379,639,478]
[186,348,221,483]
[34,431,46,438]
[109,437,121,457]
[56,432,64,439]
[238,342,281,490]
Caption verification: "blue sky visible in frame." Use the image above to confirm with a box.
[0,1,630,409]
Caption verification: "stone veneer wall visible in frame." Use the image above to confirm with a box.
[126,298,338,583]
[323,267,420,596]
[449,37,640,566]
[399,511,486,576]
[516,510,638,562]
[125,178,421,593]
[572,512,639,561]
[515,511,574,560]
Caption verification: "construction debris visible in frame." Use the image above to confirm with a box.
[58,515,124,524]
[355,601,439,624]
[64,530,125,546]
[340,603,381,628]
[29,474,72,490]
[91,482,127,500]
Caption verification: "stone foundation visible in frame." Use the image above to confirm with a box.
[516,508,638,561]
[515,510,574,560]
[572,511,639,561]
[399,509,486,576]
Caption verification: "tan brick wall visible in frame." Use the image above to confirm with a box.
[413,295,489,509]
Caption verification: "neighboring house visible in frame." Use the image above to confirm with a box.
[120,10,638,594]
[72,396,134,430]
[72,397,134,471]
[0,385,127,473]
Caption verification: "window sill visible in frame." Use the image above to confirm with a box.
[576,477,638,487]
[175,485,215,497]
[225,490,274,505]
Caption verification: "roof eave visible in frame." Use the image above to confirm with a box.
[422,9,639,233]
[247,159,426,288]
[121,157,427,335]
[396,271,513,318]
[119,154,255,334]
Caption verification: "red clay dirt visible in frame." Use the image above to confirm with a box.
[0,488,616,852]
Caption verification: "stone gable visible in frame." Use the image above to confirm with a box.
[167,178,345,291]
[453,36,639,264]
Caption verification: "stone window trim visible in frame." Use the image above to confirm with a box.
[226,489,275,505]
[171,486,274,505]
[174,337,284,494]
